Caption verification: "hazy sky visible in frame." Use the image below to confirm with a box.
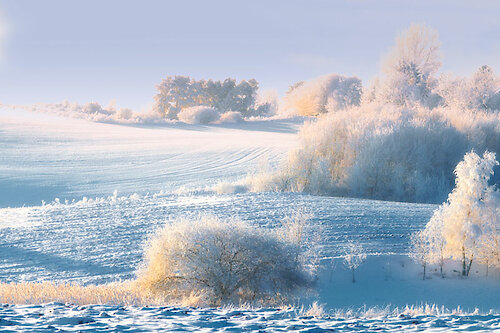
[0,0,499,111]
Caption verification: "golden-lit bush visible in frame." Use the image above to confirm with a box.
[136,215,315,306]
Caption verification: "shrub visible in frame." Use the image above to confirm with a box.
[177,106,220,124]
[136,215,315,306]
[281,73,362,116]
[219,111,244,123]
[437,65,500,112]
[229,103,499,204]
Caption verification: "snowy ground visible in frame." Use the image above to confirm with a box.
[0,107,299,208]
[0,107,499,331]
[1,303,499,332]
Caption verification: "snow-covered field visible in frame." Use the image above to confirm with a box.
[0,107,299,208]
[1,107,499,331]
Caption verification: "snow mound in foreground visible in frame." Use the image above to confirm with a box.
[0,302,498,332]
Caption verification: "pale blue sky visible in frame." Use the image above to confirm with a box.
[0,0,499,111]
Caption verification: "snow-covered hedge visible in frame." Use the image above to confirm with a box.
[3,101,166,125]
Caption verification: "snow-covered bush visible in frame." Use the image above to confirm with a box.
[177,106,221,124]
[4,101,166,125]
[437,65,500,112]
[414,151,499,277]
[219,111,244,123]
[253,89,279,117]
[136,215,315,306]
[343,241,367,283]
[117,108,134,120]
[281,74,362,116]
[235,103,499,203]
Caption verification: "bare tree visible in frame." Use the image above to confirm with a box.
[409,230,431,280]
[343,240,367,283]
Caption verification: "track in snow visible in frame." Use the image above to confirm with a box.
[0,107,300,208]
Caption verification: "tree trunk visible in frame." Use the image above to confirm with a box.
[352,268,356,283]
[462,246,467,276]
[466,257,473,277]
[423,264,426,280]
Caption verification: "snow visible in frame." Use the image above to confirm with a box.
[0,107,498,330]
[0,106,300,208]
[0,303,499,332]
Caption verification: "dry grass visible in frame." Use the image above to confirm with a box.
[0,281,167,306]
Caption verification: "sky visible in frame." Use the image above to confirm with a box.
[0,0,499,111]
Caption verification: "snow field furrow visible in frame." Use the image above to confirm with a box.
[0,192,434,284]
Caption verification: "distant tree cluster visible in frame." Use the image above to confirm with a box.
[410,151,499,278]
[284,24,500,115]
[153,76,274,121]
[233,24,500,204]
[367,24,500,111]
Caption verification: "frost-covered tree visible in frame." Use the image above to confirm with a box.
[478,228,500,277]
[424,210,446,278]
[409,230,432,279]
[153,76,195,119]
[437,65,500,112]
[442,151,498,276]
[377,24,442,107]
[471,65,500,111]
[475,191,500,276]
[421,151,499,277]
[153,76,263,119]
[343,240,367,283]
